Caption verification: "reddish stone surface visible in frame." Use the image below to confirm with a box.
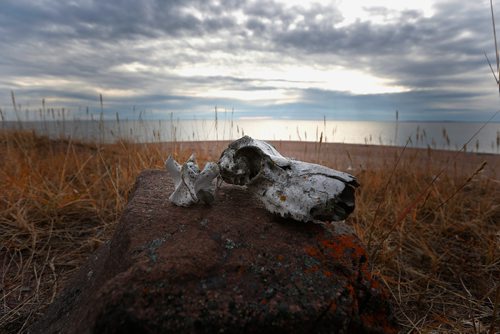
[30,169,398,334]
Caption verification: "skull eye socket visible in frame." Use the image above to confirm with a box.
[234,146,263,182]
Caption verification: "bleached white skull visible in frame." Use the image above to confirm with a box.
[165,154,219,206]
[218,136,359,222]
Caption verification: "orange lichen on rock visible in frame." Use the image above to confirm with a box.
[303,245,321,258]
[367,273,382,290]
[323,270,333,277]
[329,300,337,313]
[345,284,355,299]
[319,235,366,261]
[361,311,399,334]
[301,232,397,334]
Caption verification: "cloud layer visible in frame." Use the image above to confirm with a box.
[0,0,499,121]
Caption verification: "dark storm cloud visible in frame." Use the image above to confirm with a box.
[0,0,234,42]
[0,0,241,79]
[0,0,490,63]
[0,0,498,121]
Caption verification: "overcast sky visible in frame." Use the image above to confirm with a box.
[1,0,500,121]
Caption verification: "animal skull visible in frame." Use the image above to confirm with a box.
[218,136,359,222]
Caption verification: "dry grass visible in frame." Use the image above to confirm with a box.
[0,130,186,333]
[0,129,499,333]
[353,156,499,333]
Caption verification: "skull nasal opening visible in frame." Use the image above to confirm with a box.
[235,146,263,182]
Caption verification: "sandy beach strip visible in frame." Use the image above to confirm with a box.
[161,140,499,179]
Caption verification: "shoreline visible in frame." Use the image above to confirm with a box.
[158,140,500,179]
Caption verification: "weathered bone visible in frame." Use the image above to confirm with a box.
[165,154,219,206]
[218,136,359,222]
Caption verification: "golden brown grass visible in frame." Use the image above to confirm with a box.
[354,160,499,333]
[0,129,499,333]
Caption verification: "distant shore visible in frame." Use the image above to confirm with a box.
[161,140,500,179]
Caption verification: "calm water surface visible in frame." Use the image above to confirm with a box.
[3,119,499,154]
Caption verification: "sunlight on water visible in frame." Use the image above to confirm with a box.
[2,119,499,154]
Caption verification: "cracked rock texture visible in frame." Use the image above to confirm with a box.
[30,169,398,334]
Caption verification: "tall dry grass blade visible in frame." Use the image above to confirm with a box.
[489,286,500,334]
[433,161,487,212]
[97,150,122,209]
[394,110,399,145]
[10,90,17,114]
[370,182,431,264]
[485,51,499,83]
[491,0,500,92]
[366,137,411,250]
[459,110,500,152]
[11,91,22,125]
[214,106,218,141]
[58,137,75,193]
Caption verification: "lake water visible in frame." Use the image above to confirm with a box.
[2,119,499,154]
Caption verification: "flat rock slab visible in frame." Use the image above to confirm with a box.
[30,169,397,334]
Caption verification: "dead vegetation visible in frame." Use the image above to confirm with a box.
[353,155,499,333]
[0,129,499,333]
